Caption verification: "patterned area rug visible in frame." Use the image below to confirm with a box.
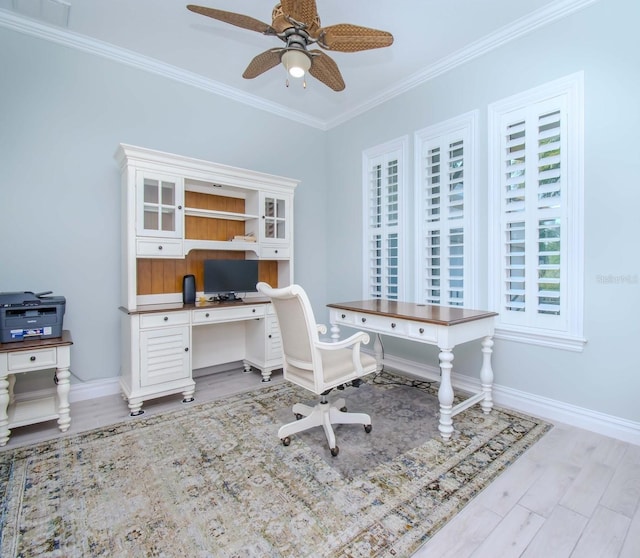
[0,372,551,557]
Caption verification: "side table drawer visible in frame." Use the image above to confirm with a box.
[8,347,57,372]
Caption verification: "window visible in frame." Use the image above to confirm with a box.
[488,73,585,350]
[415,112,478,307]
[362,137,408,300]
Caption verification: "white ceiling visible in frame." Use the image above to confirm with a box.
[1,0,596,129]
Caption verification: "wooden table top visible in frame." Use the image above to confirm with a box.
[327,300,498,326]
[0,330,73,353]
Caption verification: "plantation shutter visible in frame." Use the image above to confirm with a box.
[416,117,474,307]
[498,97,567,330]
[365,151,401,300]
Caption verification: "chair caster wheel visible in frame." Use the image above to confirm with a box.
[282,437,291,446]
[330,446,339,457]
[295,413,303,420]
[364,424,372,433]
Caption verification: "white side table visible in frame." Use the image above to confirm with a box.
[0,330,73,446]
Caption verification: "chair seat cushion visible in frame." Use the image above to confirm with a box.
[321,348,377,384]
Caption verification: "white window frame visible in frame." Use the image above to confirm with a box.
[362,137,409,300]
[488,72,586,351]
[414,111,478,308]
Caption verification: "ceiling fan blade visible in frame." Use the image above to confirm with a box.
[187,5,275,35]
[318,24,394,52]
[308,50,345,92]
[279,0,319,28]
[242,49,283,79]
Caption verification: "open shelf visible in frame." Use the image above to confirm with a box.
[184,207,259,221]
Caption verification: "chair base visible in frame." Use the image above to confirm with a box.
[278,397,372,456]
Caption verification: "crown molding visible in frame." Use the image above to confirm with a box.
[1,0,599,131]
[0,8,327,130]
[324,0,600,129]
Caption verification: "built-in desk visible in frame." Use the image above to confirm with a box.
[120,299,282,416]
[327,300,497,440]
[0,330,73,446]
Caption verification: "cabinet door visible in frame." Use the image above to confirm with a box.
[136,171,184,238]
[265,315,283,362]
[139,326,190,387]
[261,193,289,244]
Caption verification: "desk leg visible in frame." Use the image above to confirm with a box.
[55,365,71,433]
[373,334,383,373]
[0,375,9,446]
[330,323,340,342]
[480,336,494,414]
[437,348,455,440]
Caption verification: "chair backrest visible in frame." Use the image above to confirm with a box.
[256,282,323,393]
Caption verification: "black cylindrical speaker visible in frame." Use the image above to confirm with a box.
[182,274,196,304]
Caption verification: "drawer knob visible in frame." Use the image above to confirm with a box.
[252,308,256,312]
[184,347,189,352]
[205,313,210,318]
[274,249,278,254]
[268,334,272,339]
[341,314,346,319]
[30,355,36,361]
[419,327,424,334]
[163,316,168,321]
[158,245,163,250]
[391,323,396,329]
[361,317,366,323]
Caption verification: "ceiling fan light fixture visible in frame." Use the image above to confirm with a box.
[281,49,311,78]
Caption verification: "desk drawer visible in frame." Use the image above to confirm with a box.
[331,309,357,326]
[8,347,57,372]
[260,246,290,259]
[140,311,190,329]
[407,322,438,343]
[136,238,183,258]
[192,305,265,324]
[356,313,408,336]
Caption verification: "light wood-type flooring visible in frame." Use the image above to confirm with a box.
[2,368,638,557]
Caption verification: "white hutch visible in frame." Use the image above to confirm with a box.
[116,144,298,415]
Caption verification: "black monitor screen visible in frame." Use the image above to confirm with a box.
[203,259,258,298]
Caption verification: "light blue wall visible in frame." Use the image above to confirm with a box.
[0,28,327,386]
[325,0,640,423]
[2,0,638,426]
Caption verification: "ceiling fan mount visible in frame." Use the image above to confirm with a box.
[186,1,394,91]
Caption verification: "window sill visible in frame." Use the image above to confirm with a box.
[494,327,587,352]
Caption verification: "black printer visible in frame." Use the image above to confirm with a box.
[0,291,66,343]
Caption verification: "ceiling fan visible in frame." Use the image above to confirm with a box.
[186,1,394,91]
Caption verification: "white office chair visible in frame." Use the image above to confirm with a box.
[257,282,377,456]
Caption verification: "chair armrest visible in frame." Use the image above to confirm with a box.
[315,331,372,377]
[316,323,327,335]
[314,331,370,351]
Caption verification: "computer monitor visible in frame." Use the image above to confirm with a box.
[203,259,258,302]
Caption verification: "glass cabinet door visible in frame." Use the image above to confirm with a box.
[262,195,287,241]
[137,173,183,237]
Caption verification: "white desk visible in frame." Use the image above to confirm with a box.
[327,300,497,440]
[0,330,73,446]
[120,300,282,415]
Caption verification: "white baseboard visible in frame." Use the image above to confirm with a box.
[69,377,121,403]
[380,353,640,446]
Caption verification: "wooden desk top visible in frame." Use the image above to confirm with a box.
[327,300,497,326]
[0,330,73,353]
[120,298,272,316]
